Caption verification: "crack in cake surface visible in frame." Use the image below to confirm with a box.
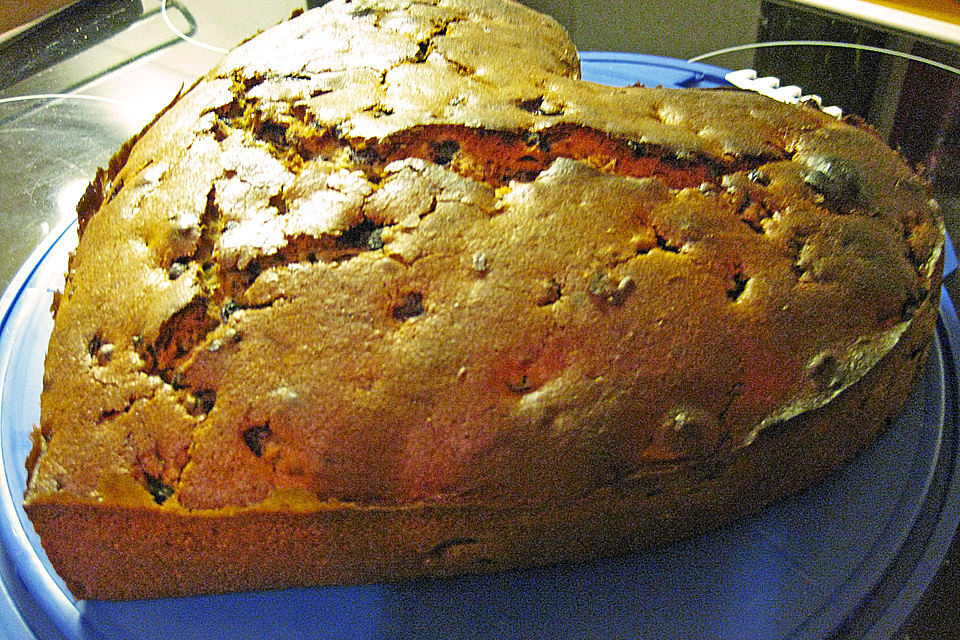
[121,134,933,507]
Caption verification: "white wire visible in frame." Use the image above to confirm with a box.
[688,40,960,77]
[161,0,229,54]
[0,94,128,107]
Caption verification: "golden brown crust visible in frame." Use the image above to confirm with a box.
[24,0,943,599]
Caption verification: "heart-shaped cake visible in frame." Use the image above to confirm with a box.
[24,0,943,599]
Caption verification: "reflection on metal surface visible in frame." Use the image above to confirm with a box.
[689,39,960,76]
[53,179,90,234]
[0,0,142,93]
[0,3,194,125]
[50,2,196,94]
[0,0,305,297]
[0,99,132,291]
[161,0,227,53]
[0,94,126,106]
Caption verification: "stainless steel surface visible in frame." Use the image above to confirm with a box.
[0,100,129,291]
[0,0,303,294]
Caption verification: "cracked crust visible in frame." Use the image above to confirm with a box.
[24,0,943,599]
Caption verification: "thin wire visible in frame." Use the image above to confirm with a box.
[689,40,960,77]
[0,94,127,107]
[161,0,229,54]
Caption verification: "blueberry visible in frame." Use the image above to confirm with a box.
[431,140,459,165]
[221,300,242,321]
[801,156,861,209]
[144,472,174,505]
[393,292,424,320]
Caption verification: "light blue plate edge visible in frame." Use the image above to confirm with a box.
[0,218,79,640]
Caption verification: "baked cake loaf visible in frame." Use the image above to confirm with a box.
[24,0,943,600]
